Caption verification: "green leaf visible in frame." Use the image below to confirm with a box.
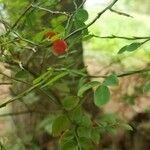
[15,70,29,79]
[79,114,92,127]
[51,15,67,28]
[69,107,92,127]
[59,139,78,150]
[78,81,100,97]
[94,85,110,106]
[38,115,55,135]
[78,137,92,150]
[54,25,65,33]
[118,42,142,54]
[74,20,88,35]
[103,74,119,86]
[77,127,91,138]
[33,30,46,43]
[57,15,68,23]
[77,77,87,90]
[143,82,150,93]
[75,9,89,22]
[61,130,74,142]
[98,113,118,125]
[118,45,128,54]
[91,127,100,145]
[52,115,70,136]
[62,96,79,110]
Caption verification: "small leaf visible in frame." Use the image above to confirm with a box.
[78,81,100,97]
[61,130,74,142]
[126,42,142,52]
[59,139,78,150]
[74,20,88,32]
[52,115,70,136]
[91,127,100,145]
[33,30,45,42]
[75,9,89,22]
[94,85,110,106]
[78,137,92,150]
[62,96,79,110]
[15,70,28,79]
[77,127,91,138]
[118,45,128,54]
[103,74,119,86]
[69,108,92,127]
[78,77,87,90]
[118,42,142,54]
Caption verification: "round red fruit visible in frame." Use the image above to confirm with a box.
[44,31,56,39]
[52,39,68,55]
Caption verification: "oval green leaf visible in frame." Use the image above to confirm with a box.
[118,42,142,54]
[52,115,70,136]
[75,9,89,22]
[103,74,119,86]
[94,85,110,106]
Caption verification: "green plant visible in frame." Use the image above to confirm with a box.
[0,0,149,149]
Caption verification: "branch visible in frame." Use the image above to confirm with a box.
[90,68,150,78]
[31,4,70,16]
[90,34,150,41]
[0,71,58,106]
[0,82,12,85]
[117,68,150,77]
[109,8,133,18]
[0,110,47,117]
[65,0,118,40]
[0,85,37,108]
[0,70,30,85]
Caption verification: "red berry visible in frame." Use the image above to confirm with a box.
[44,31,56,39]
[52,39,68,55]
